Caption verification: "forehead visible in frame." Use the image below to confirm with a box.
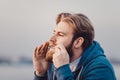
[54,21,74,34]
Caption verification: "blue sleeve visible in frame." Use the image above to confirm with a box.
[33,71,47,80]
[55,64,74,80]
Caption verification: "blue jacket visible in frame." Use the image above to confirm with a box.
[34,41,116,80]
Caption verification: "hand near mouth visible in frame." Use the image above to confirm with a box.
[45,46,55,62]
[33,42,50,76]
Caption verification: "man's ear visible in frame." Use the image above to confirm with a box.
[73,37,84,48]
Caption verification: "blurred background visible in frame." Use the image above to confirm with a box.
[0,0,120,80]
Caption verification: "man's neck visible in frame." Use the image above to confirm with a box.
[70,48,83,62]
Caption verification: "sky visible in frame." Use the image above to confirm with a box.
[0,0,120,59]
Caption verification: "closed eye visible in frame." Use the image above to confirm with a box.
[58,32,65,36]
[53,30,65,37]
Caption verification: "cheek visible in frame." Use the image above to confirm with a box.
[64,40,72,47]
[57,38,72,47]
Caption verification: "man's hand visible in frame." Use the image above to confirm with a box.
[53,44,70,68]
[33,42,50,76]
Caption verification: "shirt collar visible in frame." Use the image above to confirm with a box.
[69,57,81,72]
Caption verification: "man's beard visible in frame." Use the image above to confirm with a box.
[66,40,74,58]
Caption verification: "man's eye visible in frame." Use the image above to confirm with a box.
[58,33,64,36]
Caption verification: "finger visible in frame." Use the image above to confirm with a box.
[40,42,49,56]
[41,42,49,51]
[55,47,61,54]
[55,44,67,54]
[59,44,66,52]
[38,44,43,53]
[43,42,49,52]
[55,44,63,51]
[40,42,46,53]
[43,42,49,57]
[33,47,37,58]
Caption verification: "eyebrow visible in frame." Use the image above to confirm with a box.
[53,29,66,35]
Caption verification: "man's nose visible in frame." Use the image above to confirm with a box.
[49,35,57,43]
